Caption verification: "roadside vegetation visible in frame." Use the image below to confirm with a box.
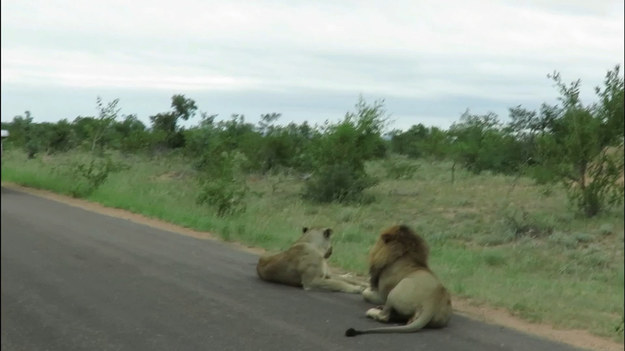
[1,66,623,342]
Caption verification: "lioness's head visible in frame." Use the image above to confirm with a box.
[298,227,333,258]
[369,224,429,268]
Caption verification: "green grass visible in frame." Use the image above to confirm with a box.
[2,149,624,342]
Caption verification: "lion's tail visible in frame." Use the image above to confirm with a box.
[344,304,435,337]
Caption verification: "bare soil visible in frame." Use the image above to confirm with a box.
[2,181,622,351]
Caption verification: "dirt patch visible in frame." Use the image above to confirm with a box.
[2,181,622,351]
[452,299,622,351]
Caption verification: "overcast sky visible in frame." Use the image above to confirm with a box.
[1,0,623,131]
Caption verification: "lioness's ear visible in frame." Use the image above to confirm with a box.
[323,228,332,238]
[302,227,309,234]
[381,233,393,243]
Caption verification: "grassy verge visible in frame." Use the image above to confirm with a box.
[2,149,623,342]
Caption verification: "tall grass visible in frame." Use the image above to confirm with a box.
[2,149,623,342]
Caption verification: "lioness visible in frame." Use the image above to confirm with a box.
[345,224,452,336]
[256,227,366,293]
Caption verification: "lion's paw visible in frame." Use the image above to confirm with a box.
[365,307,382,319]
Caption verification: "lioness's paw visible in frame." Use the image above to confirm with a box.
[362,287,375,300]
[348,285,365,294]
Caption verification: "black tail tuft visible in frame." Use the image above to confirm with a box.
[345,328,360,337]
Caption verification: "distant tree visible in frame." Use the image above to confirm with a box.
[26,122,50,158]
[190,114,258,172]
[389,124,428,158]
[72,116,98,148]
[303,97,387,203]
[89,97,121,153]
[183,112,219,158]
[5,111,34,150]
[3,111,58,158]
[258,113,282,135]
[448,110,524,175]
[113,114,151,153]
[245,113,319,173]
[390,124,452,159]
[47,119,75,153]
[507,105,540,137]
[150,94,197,148]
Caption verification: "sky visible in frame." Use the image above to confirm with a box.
[1,0,623,131]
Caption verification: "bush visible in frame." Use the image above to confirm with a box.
[302,97,386,203]
[533,68,625,217]
[303,162,377,203]
[501,207,555,239]
[66,156,128,197]
[197,178,248,217]
[448,111,525,175]
[196,151,249,216]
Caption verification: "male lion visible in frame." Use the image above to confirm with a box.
[256,227,366,293]
[345,224,452,336]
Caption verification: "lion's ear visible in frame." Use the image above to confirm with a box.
[323,228,332,238]
[302,227,309,234]
[381,233,394,243]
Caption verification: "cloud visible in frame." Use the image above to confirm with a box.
[1,0,623,129]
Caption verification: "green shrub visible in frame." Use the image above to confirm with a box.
[66,156,128,197]
[302,97,386,203]
[197,178,248,217]
[501,207,555,238]
[196,151,249,217]
[303,162,377,203]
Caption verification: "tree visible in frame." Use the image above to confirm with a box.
[47,119,75,153]
[536,67,624,217]
[150,94,197,148]
[303,97,387,203]
[594,65,624,146]
[6,111,34,151]
[390,124,452,159]
[448,110,524,175]
[89,97,120,153]
[113,114,150,153]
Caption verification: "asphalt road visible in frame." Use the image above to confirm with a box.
[1,186,588,351]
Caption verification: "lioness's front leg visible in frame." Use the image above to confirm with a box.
[303,276,365,293]
[335,273,369,288]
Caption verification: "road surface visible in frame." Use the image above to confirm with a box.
[1,186,587,351]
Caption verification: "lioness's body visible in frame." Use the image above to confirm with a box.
[257,227,366,293]
[346,225,452,336]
